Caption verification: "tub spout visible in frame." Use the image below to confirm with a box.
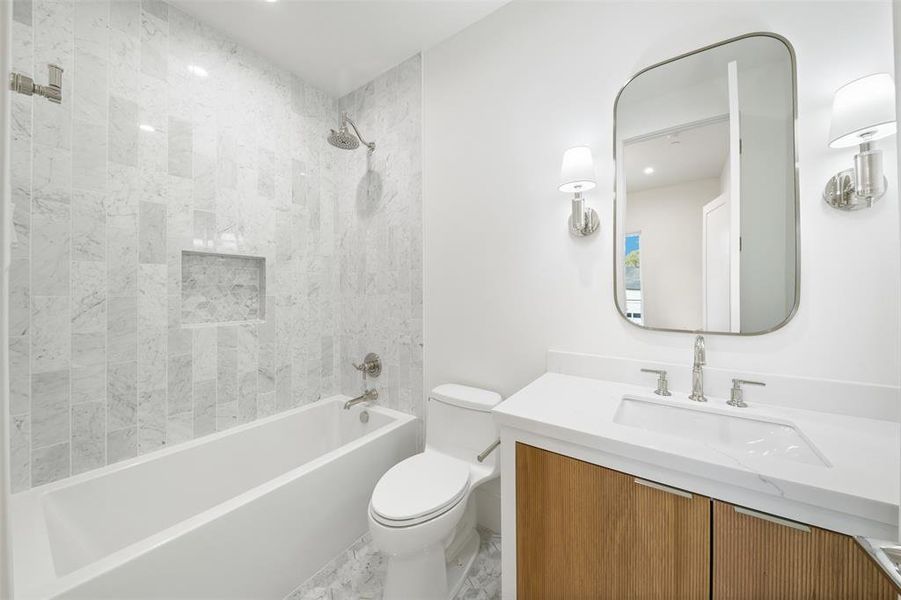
[344,388,378,410]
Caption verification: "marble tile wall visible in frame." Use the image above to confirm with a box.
[335,55,424,418]
[6,0,428,491]
[181,251,265,325]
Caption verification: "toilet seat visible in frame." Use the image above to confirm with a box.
[370,453,470,527]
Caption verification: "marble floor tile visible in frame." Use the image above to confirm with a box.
[286,527,502,600]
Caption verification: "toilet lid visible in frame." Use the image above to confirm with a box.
[371,453,470,524]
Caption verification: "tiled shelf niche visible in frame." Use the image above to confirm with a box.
[181,251,266,327]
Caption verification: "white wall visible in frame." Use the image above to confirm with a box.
[625,178,720,330]
[423,1,900,400]
[892,0,901,543]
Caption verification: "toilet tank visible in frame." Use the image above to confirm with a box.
[425,384,503,465]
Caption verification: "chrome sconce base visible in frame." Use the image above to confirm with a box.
[823,142,888,211]
[569,193,600,237]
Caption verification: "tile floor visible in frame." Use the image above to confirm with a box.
[286,527,502,600]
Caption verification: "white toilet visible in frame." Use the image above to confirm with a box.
[368,384,502,600]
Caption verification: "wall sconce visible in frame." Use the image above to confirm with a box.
[559,146,599,236]
[824,73,897,211]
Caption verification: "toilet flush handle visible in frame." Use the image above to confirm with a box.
[477,439,501,463]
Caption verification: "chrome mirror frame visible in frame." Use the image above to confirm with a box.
[611,31,801,337]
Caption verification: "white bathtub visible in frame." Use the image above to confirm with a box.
[11,397,419,599]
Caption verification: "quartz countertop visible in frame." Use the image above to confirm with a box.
[493,372,900,537]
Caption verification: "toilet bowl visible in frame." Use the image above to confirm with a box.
[368,384,502,600]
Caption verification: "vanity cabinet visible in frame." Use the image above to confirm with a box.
[515,443,711,599]
[515,443,899,600]
[713,500,897,600]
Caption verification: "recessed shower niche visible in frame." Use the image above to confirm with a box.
[181,251,266,326]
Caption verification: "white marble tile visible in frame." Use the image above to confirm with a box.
[193,379,216,436]
[72,120,107,192]
[139,200,167,264]
[166,411,193,446]
[10,415,31,492]
[32,441,69,487]
[31,369,69,449]
[72,189,106,261]
[71,401,105,474]
[286,528,502,600]
[107,426,137,464]
[192,326,217,381]
[109,95,139,166]
[9,0,420,490]
[140,10,167,80]
[31,198,70,295]
[31,296,70,373]
[9,336,30,416]
[108,360,137,431]
[71,260,107,333]
[167,353,192,415]
[168,116,192,178]
[9,258,30,337]
[107,296,137,363]
[138,387,166,454]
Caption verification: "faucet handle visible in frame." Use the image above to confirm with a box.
[640,368,672,397]
[728,378,765,408]
[352,352,382,378]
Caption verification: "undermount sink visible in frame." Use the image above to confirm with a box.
[613,396,830,467]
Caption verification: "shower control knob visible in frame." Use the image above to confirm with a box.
[352,353,382,378]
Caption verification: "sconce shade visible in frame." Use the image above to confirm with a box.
[829,73,897,148]
[559,146,597,193]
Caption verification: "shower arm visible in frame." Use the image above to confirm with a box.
[343,114,376,152]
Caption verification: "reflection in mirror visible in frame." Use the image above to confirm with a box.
[614,34,799,335]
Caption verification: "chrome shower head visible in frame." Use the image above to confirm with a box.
[328,126,360,150]
[327,113,375,153]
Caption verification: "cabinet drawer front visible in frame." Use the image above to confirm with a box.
[713,500,898,600]
[516,443,710,600]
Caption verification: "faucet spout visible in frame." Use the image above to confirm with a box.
[689,335,707,402]
[343,388,378,410]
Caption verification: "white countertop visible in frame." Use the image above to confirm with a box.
[493,372,900,537]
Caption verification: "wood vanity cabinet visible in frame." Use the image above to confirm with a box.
[515,443,900,600]
[515,443,711,599]
[712,500,897,600]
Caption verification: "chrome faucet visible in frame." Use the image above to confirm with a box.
[689,335,707,402]
[344,388,378,410]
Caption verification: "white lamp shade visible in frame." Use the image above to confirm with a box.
[829,73,897,148]
[558,146,597,193]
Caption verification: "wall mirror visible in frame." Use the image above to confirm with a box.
[613,33,799,335]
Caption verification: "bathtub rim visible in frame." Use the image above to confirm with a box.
[12,396,418,599]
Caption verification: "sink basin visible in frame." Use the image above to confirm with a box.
[613,396,830,467]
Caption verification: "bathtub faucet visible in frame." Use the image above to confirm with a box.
[344,388,378,410]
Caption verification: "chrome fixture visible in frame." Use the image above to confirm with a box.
[328,112,375,153]
[558,146,599,237]
[345,352,381,410]
[728,378,765,408]
[353,352,382,378]
[359,410,370,424]
[688,335,707,402]
[344,388,378,410]
[640,368,671,396]
[824,73,897,210]
[9,63,63,104]
[477,438,501,463]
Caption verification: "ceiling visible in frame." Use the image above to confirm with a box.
[169,0,508,98]
[624,119,730,193]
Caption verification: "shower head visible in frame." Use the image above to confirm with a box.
[328,126,361,150]
[327,113,375,153]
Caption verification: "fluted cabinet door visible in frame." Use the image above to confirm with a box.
[515,443,710,600]
[712,500,900,600]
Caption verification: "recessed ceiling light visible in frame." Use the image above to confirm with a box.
[264,0,278,3]
[643,166,654,175]
[139,123,155,133]
[187,64,209,78]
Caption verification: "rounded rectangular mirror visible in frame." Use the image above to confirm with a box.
[614,33,799,335]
